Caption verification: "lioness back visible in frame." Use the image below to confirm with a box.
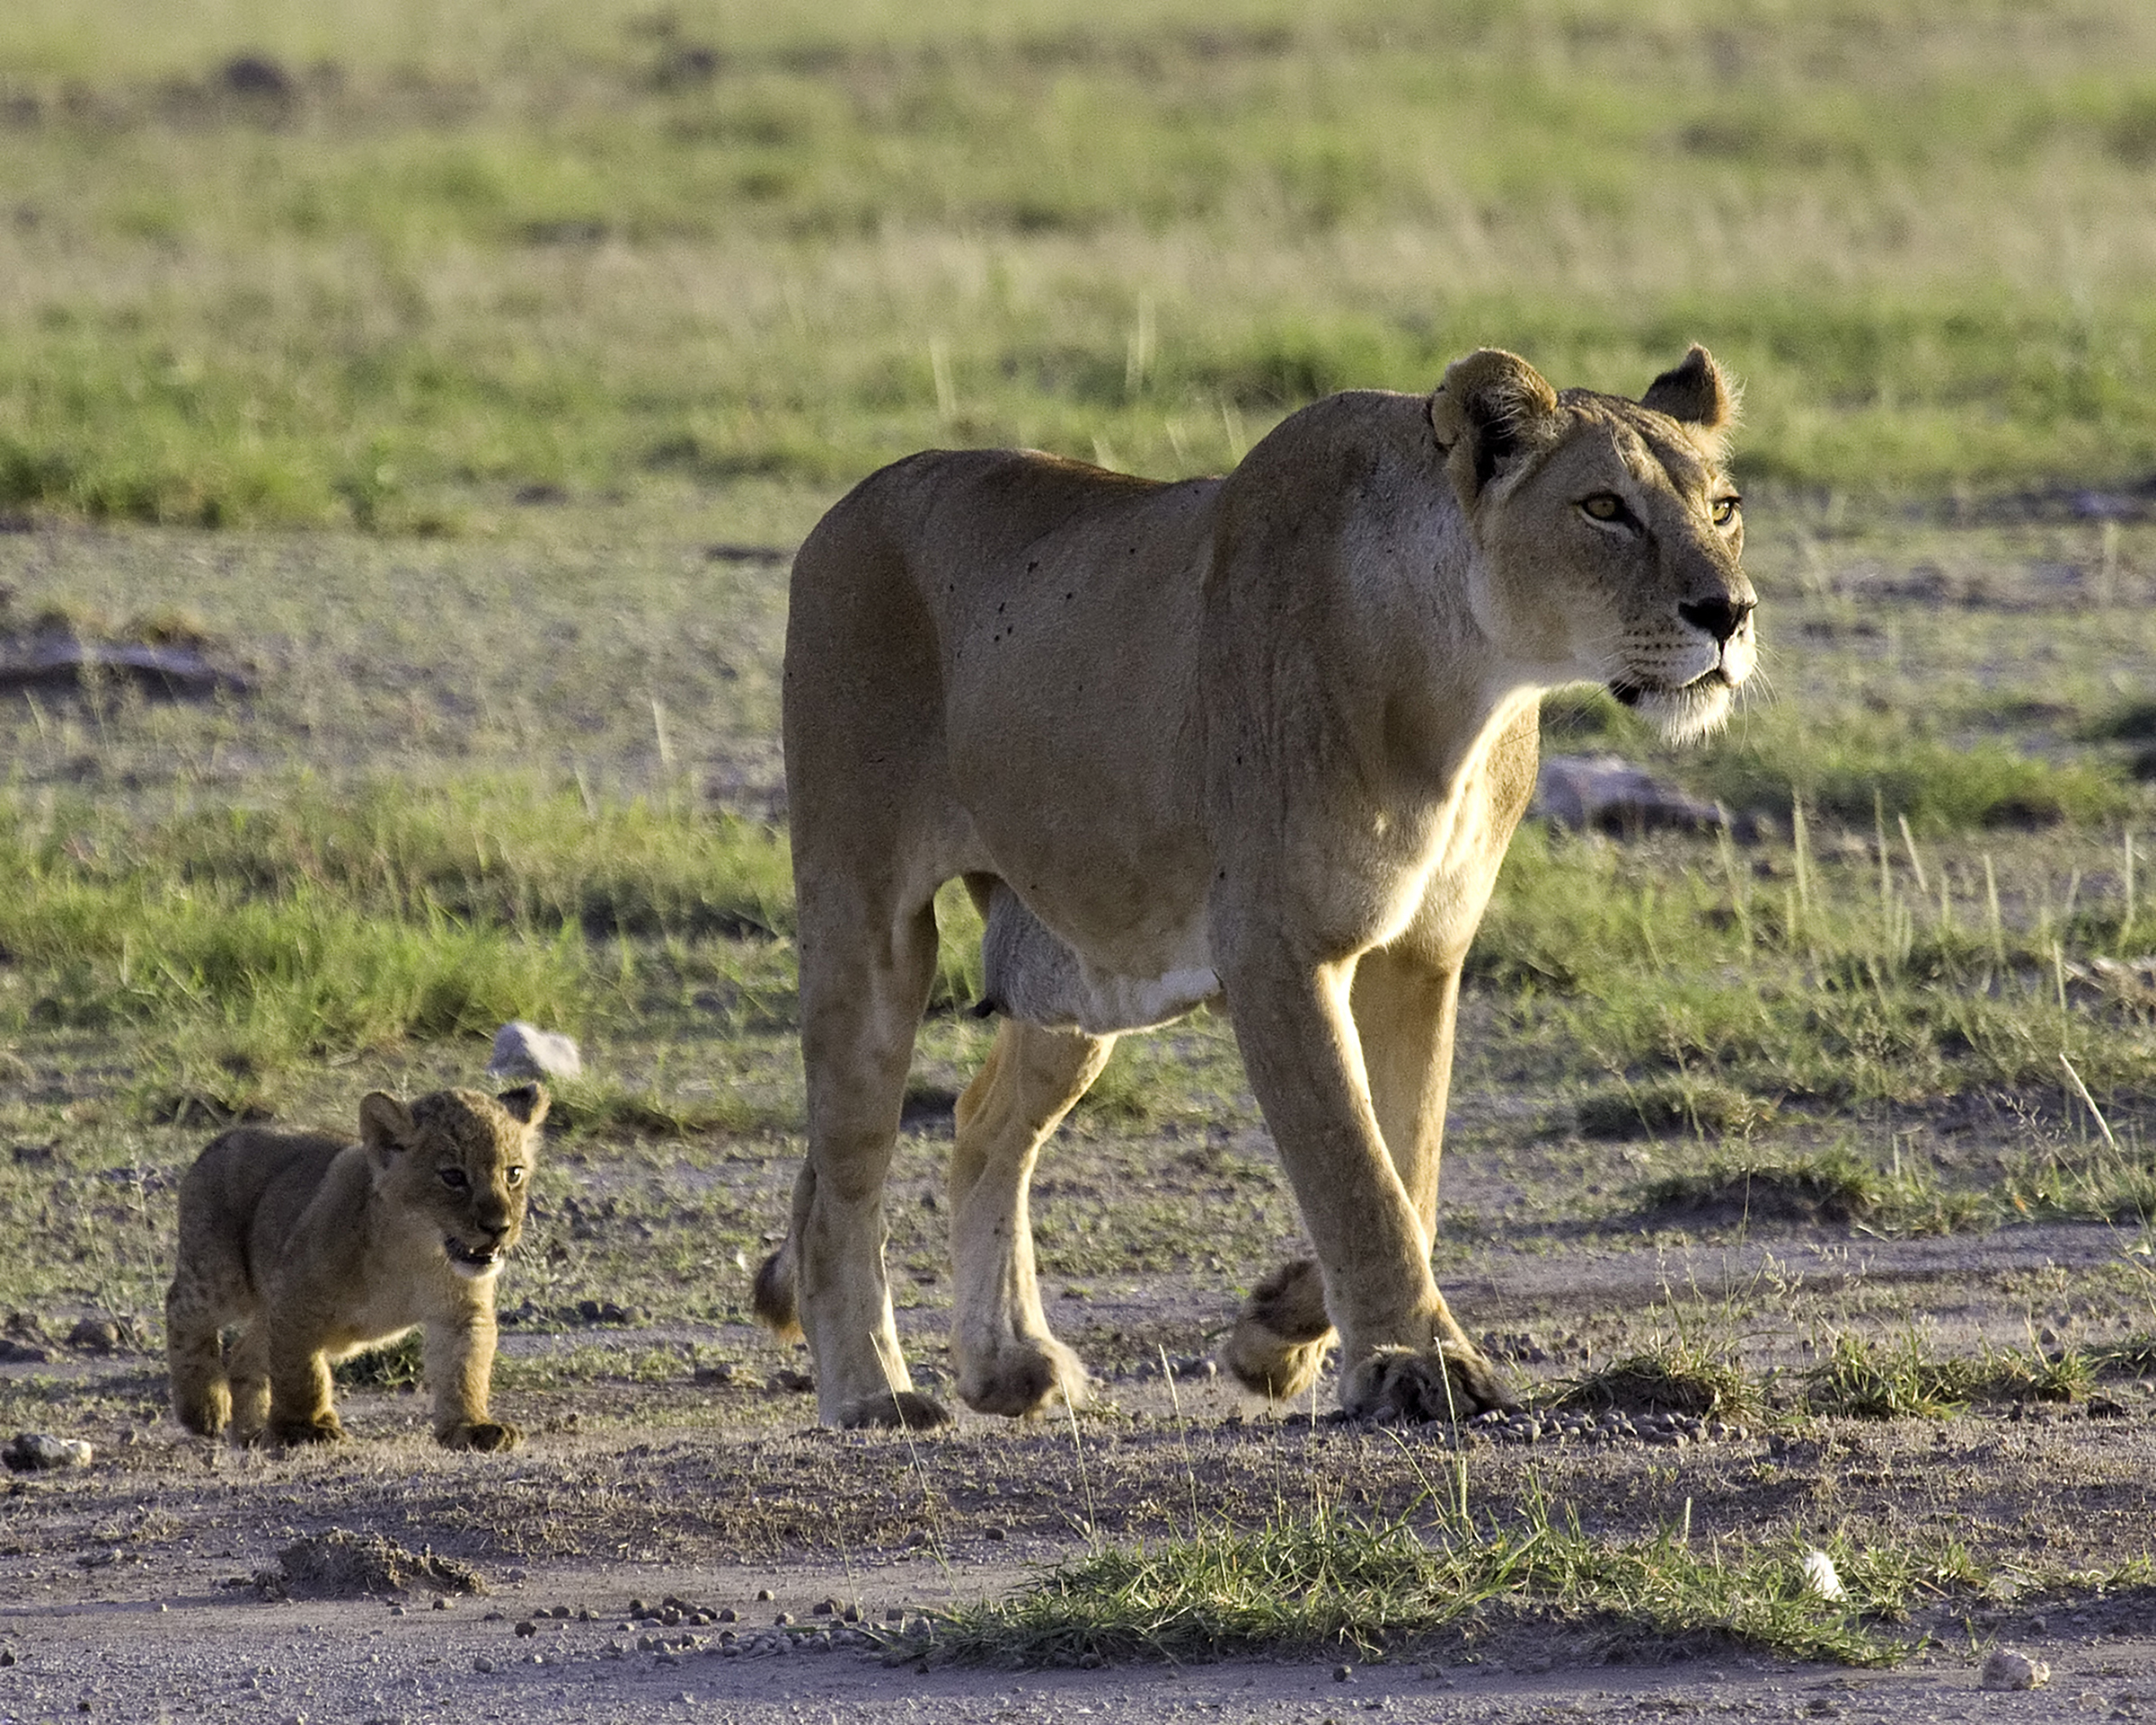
[165,1084,548,1450]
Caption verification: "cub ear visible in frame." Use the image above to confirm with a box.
[1428,349,1561,507]
[1640,344,1736,435]
[358,1092,414,1166]
[497,1083,550,1130]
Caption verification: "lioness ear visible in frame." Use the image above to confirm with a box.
[497,1083,549,1130]
[358,1092,414,1167]
[1428,349,1561,507]
[1640,344,1736,435]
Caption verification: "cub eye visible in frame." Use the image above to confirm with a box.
[506,1167,526,1187]
[1711,495,1742,527]
[1579,492,1628,523]
[438,1168,469,1190]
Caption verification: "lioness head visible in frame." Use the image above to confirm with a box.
[358,1085,547,1278]
[1430,345,1754,743]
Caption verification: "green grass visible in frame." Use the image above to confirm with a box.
[3,0,2156,526]
[935,1491,1919,1667]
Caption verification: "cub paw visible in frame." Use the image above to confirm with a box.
[1342,1343,1515,1424]
[267,1414,346,1446]
[437,1420,523,1453]
[835,1389,952,1430]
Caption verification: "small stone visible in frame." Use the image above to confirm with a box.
[432,1597,448,1611]
[755,1588,775,1602]
[773,1612,792,1626]
[2,1433,92,1471]
[388,1605,406,1617]
[1335,1664,1355,1682]
[1980,1648,2050,1692]
[485,1022,583,1082]
[718,1607,738,1623]
[813,1597,837,1616]
[473,1657,495,1674]
[514,1621,536,1637]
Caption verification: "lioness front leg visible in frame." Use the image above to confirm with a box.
[948,1019,1113,1416]
[1224,946,1508,1411]
[1224,954,1512,1420]
[428,1316,520,1452]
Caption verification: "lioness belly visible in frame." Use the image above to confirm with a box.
[979,880,1218,1033]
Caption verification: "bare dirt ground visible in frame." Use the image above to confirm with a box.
[8,1218,2156,1722]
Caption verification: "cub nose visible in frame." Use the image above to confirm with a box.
[1678,596,1754,644]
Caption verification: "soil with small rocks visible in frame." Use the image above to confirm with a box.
[5,1227,2156,1721]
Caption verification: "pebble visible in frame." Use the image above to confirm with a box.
[1981,1648,2050,1691]
[2,1432,93,1471]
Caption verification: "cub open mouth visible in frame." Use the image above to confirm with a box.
[445,1237,499,1269]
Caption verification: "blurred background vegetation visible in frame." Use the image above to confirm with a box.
[2,0,2154,528]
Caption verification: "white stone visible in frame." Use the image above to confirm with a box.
[485,1022,583,1082]
[1799,1548,1847,1602]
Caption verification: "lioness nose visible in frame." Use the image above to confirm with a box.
[1678,596,1754,644]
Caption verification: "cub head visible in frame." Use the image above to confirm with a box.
[1429,345,1755,744]
[358,1085,547,1278]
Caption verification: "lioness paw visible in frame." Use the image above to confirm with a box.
[1342,1343,1515,1424]
[438,1420,522,1453]
[836,1389,952,1431]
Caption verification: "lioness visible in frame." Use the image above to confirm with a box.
[757,347,1754,1429]
[166,1085,546,1450]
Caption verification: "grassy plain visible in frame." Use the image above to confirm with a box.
[4,0,2156,1680]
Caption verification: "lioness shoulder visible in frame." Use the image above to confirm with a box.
[165,1084,546,1451]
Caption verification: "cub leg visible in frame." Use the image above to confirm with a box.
[1223,954,1510,1420]
[164,1272,234,1439]
[225,1322,272,1445]
[428,1315,519,1451]
[948,1019,1113,1416]
[264,1321,344,1446]
[776,890,947,1429]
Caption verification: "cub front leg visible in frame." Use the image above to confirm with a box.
[1223,952,1511,1419]
[264,1324,345,1446]
[428,1314,520,1452]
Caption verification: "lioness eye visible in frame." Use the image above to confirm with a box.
[438,1168,469,1190]
[506,1167,526,1187]
[1712,495,1742,526]
[1580,493,1626,522]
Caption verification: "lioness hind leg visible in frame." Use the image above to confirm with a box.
[789,891,950,1429]
[948,1019,1112,1417]
[1222,1257,1334,1402]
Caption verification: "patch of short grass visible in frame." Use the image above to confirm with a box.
[1558,1344,1762,1421]
[936,1492,1913,1667]
[1576,1075,1775,1143]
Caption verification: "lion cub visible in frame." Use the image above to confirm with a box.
[166,1085,546,1451]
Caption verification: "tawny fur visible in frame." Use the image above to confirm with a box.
[166,1085,546,1450]
[762,347,1754,1428]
